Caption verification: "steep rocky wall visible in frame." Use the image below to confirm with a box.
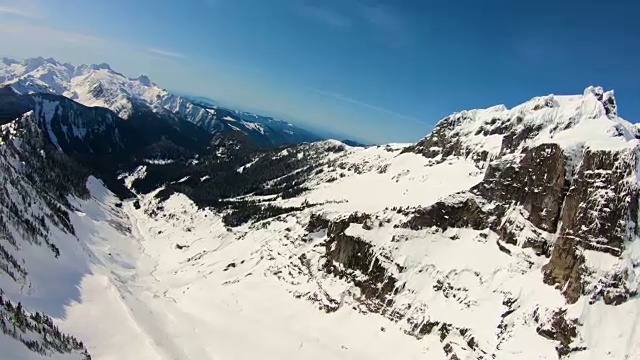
[322,214,398,310]
[403,133,640,306]
[404,143,568,245]
[543,147,640,304]
[557,148,639,255]
[474,143,567,233]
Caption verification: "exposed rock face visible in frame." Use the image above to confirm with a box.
[322,213,398,309]
[402,142,568,259]
[475,143,567,233]
[399,89,640,308]
[403,114,467,161]
[536,309,584,357]
[557,148,639,255]
[544,147,640,303]
[542,237,585,304]
[403,196,493,231]
[306,213,330,233]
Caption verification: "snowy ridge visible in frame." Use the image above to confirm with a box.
[2,58,175,120]
[1,57,321,147]
[0,113,94,359]
[408,86,637,167]
[28,94,123,154]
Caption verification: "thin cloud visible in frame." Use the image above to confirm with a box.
[310,88,427,125]
[512,31,567,66]
[299,4,352,28]
[0,6,42,19]
[0,0,43,18]
[146,48,187,59]
[357,3,412,46]
[0,23,108,46]
[297,2,412,46]
[360,4,404,33]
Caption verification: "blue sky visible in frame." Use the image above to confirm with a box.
[1,0,639,143]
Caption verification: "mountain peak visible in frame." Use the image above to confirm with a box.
[22,57,58,72]
[1,57,19,66]
[406,87,636,164]
[90,63,112,71]
[135,74,153,87]
[584,85,617,118]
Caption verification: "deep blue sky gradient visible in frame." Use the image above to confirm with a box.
[1,0,639,143]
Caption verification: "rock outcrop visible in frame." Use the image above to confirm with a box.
[400,87,640,306]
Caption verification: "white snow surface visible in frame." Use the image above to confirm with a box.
[64,175,638,360]
[2,83,640,359]
[429,86,639,164]
[3,144,635,359]
[1,177,434,359]
[241,121,265,134]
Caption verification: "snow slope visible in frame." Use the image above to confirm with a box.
[1,166,448,359]
[117,141,640,360]
[83,191,434,360]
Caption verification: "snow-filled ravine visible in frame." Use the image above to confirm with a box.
[51,172,640,360]
[55,178,434,360]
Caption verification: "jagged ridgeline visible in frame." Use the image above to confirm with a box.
[0,79,639,359]
[1,57,322,147]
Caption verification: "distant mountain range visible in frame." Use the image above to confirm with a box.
[0,57,322,147]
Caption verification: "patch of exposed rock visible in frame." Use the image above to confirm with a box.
[536,309,585,357]
[320,213,398,311]
[543,147,640,304]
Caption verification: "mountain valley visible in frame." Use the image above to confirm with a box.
[0,59,638,360]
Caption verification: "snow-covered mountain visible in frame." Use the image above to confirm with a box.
[0,57,321,147]
[187,99,323,148]
[0,85,638,359]
[0,110,93,359]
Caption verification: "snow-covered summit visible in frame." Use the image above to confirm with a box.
[0,57,214,122]
[408,86,637,165]
[135,74,154,87]
[0,57,322,146]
